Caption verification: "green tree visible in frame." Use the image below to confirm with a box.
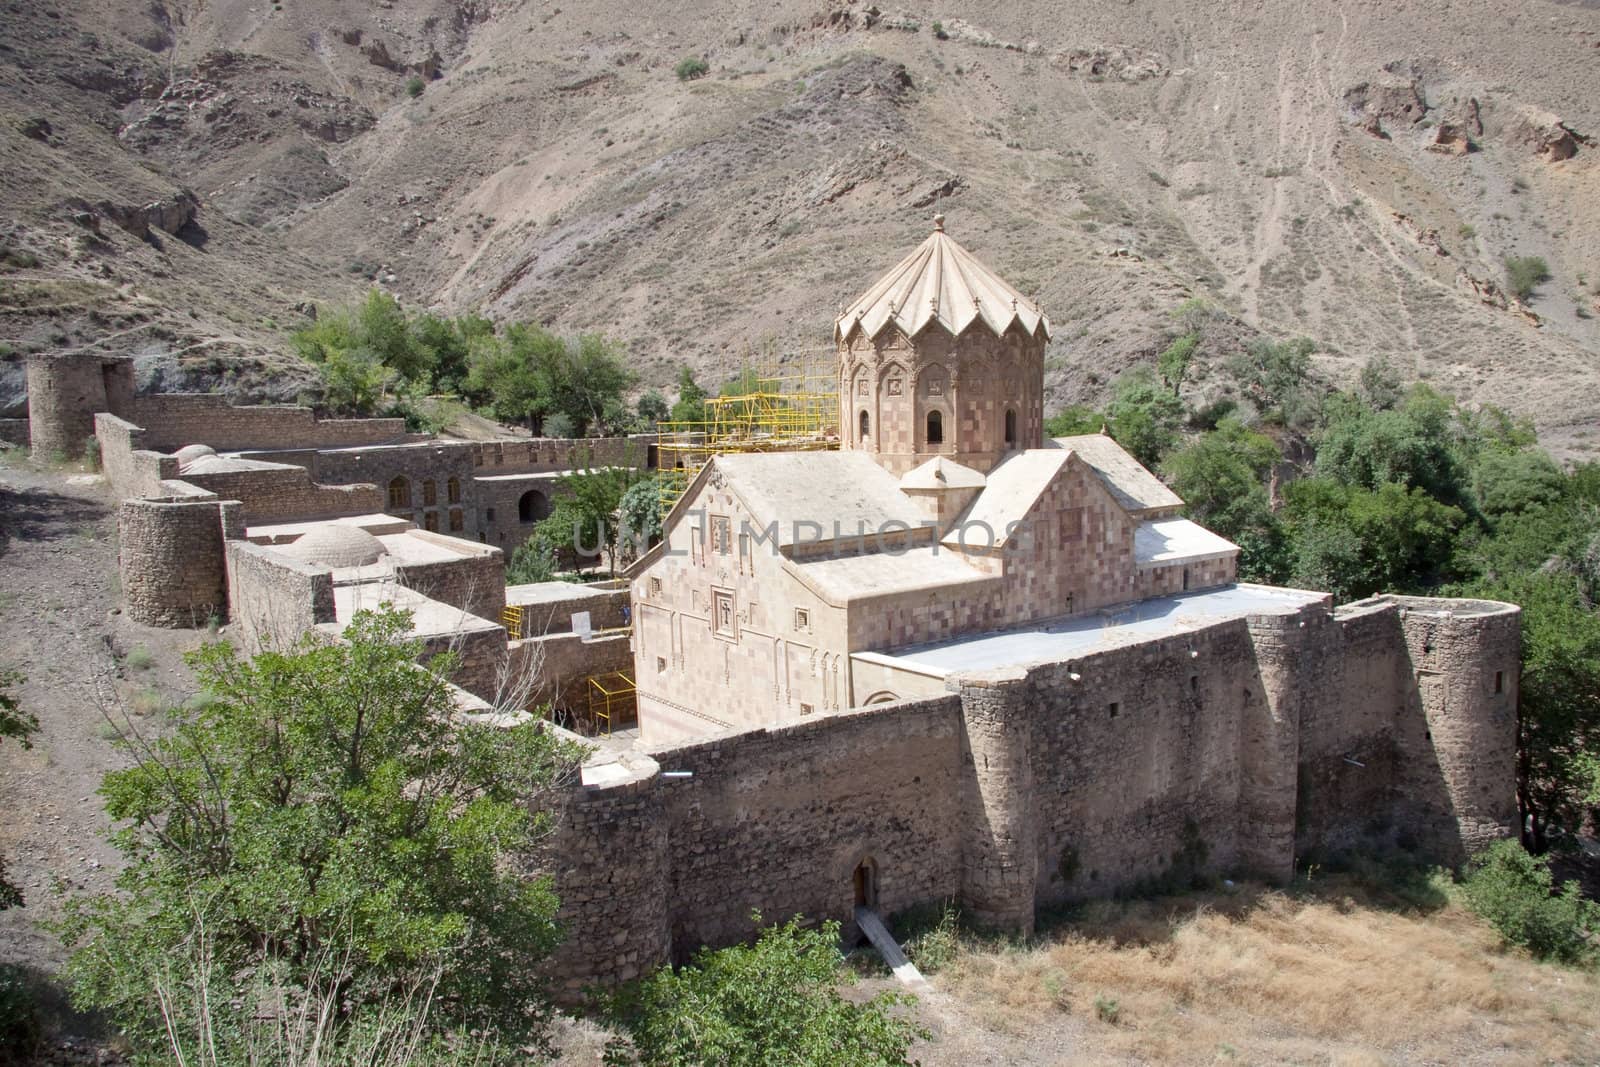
[1357,355,1403,411]
[1282,478,1466,600]
[538,455,648,577]
[1315,385,1472,508]
[606,914,926,1066]
[1156,332,1198,396]
[1043,404,1106,437]
[1462,839,1598,965]
[1230,336,1316,427]
[1504,255,1551,302]
[58,608,581,1061]
[1162,419,1288,582]
[618,477,664,565]
[1106,369,1183,468]
[464,323,563,431]
[0,668,36,910]
[670,367,708,423]
[675,57,710,81]
[637,389,670,426]
[1469,573,1600,851]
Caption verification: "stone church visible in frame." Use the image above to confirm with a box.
[629,217,1238,742]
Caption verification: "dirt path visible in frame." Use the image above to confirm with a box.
[0,455,208,1059]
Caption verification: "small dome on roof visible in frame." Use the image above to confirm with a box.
[173,444,216,464]
[900,456,986,492]
[284,525,388,568]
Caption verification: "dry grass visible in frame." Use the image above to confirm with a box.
[931,874,1599,1066]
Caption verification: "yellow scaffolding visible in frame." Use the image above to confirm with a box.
[586,670,637,737]
[501,605,525,640]
[656,358,839,512]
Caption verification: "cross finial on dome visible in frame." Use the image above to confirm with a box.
[933,213,946,233]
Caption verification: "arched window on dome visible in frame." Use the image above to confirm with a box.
[1004,408,1018,449]
[858,409,871,443]
[926,409,944,445]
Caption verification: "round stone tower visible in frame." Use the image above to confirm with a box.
[26,352,134,459]
[835,216,1051,475]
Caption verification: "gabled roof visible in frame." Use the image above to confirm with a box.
[836,217,1051,344]
[942,449,1070,550]
[1049,434,1183,517]
[713,452,929,549]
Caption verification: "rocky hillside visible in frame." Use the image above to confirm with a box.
[3,0,1599,452]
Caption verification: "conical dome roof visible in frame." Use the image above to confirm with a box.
[284,524,389,568]
[836,216,1051,344]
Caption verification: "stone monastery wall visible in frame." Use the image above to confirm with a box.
[178,466,384,525]
[545,594,1520,999]
[128,394,414,453]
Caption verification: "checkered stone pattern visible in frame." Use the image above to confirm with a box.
[838,322,1045,475]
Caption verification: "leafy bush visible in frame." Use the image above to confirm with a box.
[931,20,948,39]
[57,608,584,1062]
[1461,839,1598,965]
[675,57,709,81]
[1505,256,1551,302]
[605,914,926,1065]
[406,75,426,98]
[1044,405,1106,437]
[899,902,961,975]
[1,668,35,912]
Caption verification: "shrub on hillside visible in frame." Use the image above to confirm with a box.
[1461,839,1598,965]
[605,914,926,1065]
[1505,256,1551,302]
[675,57,709,81]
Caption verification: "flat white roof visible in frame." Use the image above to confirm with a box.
[327,581,500,636]
[791,545,997,601]
[1134,518,1238,564]
[506,580,624,607]
[247,513,411,541]
[855,584,1325,677]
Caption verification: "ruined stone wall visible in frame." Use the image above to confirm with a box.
[130,394,413,453]
[391,535,506,624]
[417,625,508,704]
[510,631,634,719]
[224,540,336,653]
[1021,618,1261,907]
[506,582,629,636]
[0,418,28,447]
[119,497,242,627]
[543,590,1522,991]
[95,413,174,499]
[178,466,384,525]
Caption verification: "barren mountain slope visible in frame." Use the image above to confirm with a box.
[3,0,1599,451]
